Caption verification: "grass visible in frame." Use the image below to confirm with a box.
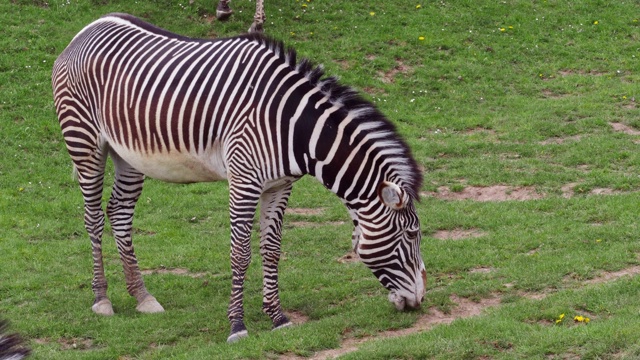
[1,0,640,359]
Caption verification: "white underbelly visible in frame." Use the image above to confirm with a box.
[109,141,227,183]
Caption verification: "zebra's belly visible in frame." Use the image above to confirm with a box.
[109,142,227,183]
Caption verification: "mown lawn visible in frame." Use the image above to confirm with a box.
[1,0,639,359]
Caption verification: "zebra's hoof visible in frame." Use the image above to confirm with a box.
[227,330,248,343]
[92,299,114,316]
[136,296,165,313]
[273,321,293,331]
[216,9,233,21]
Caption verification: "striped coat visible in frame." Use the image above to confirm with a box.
[53,13,426,342]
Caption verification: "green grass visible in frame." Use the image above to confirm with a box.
[1,0,640,359]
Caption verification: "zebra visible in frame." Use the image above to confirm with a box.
[0,320,30,360]
[52,13,426,342]
[216,0,265,33]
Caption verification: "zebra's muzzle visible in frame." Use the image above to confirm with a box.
[388,291,422,311]
[387,268,427,310]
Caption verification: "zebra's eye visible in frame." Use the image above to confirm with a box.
[406,229,420,240]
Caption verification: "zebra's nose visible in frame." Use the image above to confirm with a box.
[405,296,422,310]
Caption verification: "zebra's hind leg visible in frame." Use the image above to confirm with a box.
[74,149,113,315]
[248,0,265,33]
[216,0,233,20]
[107,154,164,314]
[259,183,294,330]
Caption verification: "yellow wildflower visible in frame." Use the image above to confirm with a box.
[508,26,514,29]
[499,28,505,32]
[416,4,422,9]
[370,11,375,16]
[302,3,307,7]
[418,36,425,41]
[574,315,591,323]
[593,20,599,25]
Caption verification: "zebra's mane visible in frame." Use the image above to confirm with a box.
[238,33,423,200]
[100,14,422,200]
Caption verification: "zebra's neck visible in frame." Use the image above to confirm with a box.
[287,88,418,207]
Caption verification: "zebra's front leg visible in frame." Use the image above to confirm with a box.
[226,183,260,342]
[107,156,163,314]
[259,183,294,329]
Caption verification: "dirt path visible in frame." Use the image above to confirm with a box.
[301,295,501,360]
[279,264,640,360]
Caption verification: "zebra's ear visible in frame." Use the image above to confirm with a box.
[377,181,407,210]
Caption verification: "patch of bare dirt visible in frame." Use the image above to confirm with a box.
[462,127,496,136]
[286,208,325,216]
[133,228,157,236]
[539,135,582,145]
[362,87,386,96]
[279,353,304,360]
[610,122,640,135]
[541,89,570,99]
[279,262,640,360]
[623,100,637,109]
[561,183,620,198]
[422,186,543,202]
[337,251,359,263]
[286,310,310,325]
[547,353,582,360]
[577,164,590,172]
[561,182,580,198]
[525,265,640,301]
[288,221,346,228]
[461,128,500,143]
[520,291,552,301]
[334,59,350,70]
[469,267,494,274]
[290,295,501,360]
[559,69,607,77]
[432,228,487,240]
[57,337,96,351]
[583,265,640,285]
[377,59,413,84]
[589,188,619,195]
[140,267,207,278]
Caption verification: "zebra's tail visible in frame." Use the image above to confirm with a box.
[0,320,30,360]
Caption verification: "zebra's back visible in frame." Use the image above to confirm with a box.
[53,13,305,183]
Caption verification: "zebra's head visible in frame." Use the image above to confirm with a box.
[354,181,426,311]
